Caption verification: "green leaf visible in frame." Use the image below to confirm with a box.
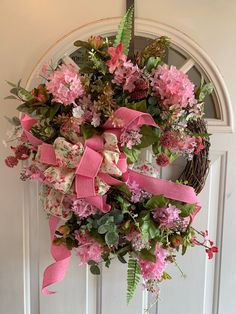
[146,56,161,72]
[105,231,119,246]
[127,100,147,112]
[74,40,91,50]
[115,195,131,212]
[6,81,17,87]
[135,125,158,149]
[113,184,131,196]
[196,77,214,102]
[145,195,167,209]
[4,95,18,100]
[98,224,109,234]
[114,6,134,55]
[118,254,127,264]
[137,248,156,263]
[127,258,141,304]
[48,103,61,120]
[123,146,140,164]
[162,271,172,280]
[18,86,33,101]
[139,212,160,241]
[81,123,97,139]
[90,264,101,275]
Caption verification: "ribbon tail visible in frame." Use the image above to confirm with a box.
[42,216,71,295]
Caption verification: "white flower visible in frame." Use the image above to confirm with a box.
[91,112,101,127]
[72,106,84,118]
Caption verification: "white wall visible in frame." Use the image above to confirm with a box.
[0,1,235,313]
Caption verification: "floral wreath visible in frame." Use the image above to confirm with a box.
[4,8,217,311]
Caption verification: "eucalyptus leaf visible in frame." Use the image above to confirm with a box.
[105,231,119,246]
[90,264,101,275]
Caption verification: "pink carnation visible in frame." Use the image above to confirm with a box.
[74,231,102,264]
[46,64,84,105]
[139,244,168,280]
[113,61,141,93]
[72,199,98,218]
[152,204,181,228]
[151,65,195,107]
[156,153,169,167]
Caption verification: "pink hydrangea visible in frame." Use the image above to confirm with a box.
[120,125,142,149]
[106,43,127,73]
[74,231,102,264]
[139,244,168,280]
[112,61,141,93]
[72,199,98,218]
[152,204,181,228]
[46,64,84,105]
[125,229,150,251]
[127,180,150,203]
[151,65,195,107]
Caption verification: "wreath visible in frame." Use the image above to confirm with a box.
[4,8,217,311]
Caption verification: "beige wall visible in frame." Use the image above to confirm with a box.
[0,1,235,313]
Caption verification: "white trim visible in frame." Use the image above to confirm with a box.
[26,17,234,133]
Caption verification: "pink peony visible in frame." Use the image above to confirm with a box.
[112,61,141,93]
[46,64,84,105]
[151,65,195,107]
[74,231,102,264]
[106,43,127,73]
[152,204,181,228]
[139,244,168,280]
[72,199,98,218]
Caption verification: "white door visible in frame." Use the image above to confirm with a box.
[1,1,236,314]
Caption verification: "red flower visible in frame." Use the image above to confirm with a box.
[160,131,178,149]
[11,144,30,160]
[5,156,18,168]
[156,153,170,167]
[194,136,205,155]
[106,43,127,73]
[205,246,218,259]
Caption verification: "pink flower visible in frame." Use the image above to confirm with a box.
[125,229,150,251]
[112,61,141,92]
[194,136,205,155]
[127,180,150,203]
[206,243,218,259]
[5,156,18,168]
[160,131,178,149]
[156,153,169,167]
[151,65,195,107]
[139,244,168,280]
[106,43,127,73]
[46,64,84,105]
[72,199,98,218]
[74,231,102,264]
[120,126,142,149]
[152,204,181,228]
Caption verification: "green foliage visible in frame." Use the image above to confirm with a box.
[114,6,134,55]
[196,77,214,102]
[6,80,33,101]
[4,116,21,126]
[137,248,156,263]
[135,125,159,149]
[127,100,147,112]
[127,258,141,304]
[145,195,167,209]
[123,146,140,164]
[81,123,98,139]
[145,56,161,72]
[88,260,101,275]
[139,211,160,241]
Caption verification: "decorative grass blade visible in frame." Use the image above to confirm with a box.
[127,257,141,304]
[114,6,134,56]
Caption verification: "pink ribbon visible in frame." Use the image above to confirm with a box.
[103,107,157,131]
[126,169,201,210]
[21,114,43,146]
[42,215,71,295]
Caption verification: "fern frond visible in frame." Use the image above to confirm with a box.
[127,257,141,304]
[114,6,134,56]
